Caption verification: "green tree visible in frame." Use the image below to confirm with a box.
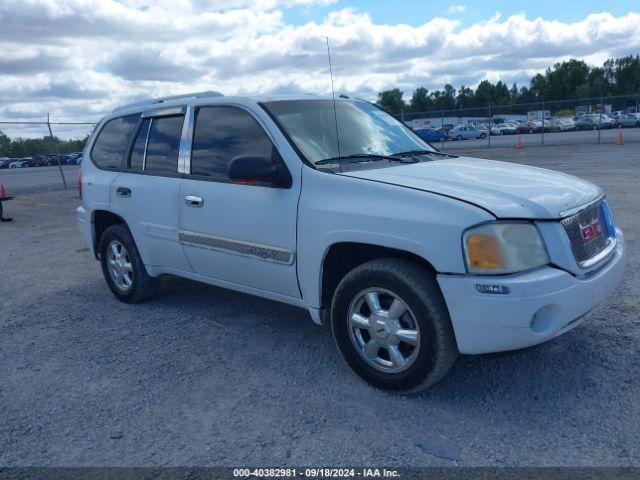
[474,80,495,105]
[456,85,475,109]
[605,55,640,95]
[377,88,405,115]
[408,87,432,112]
[0,131,10,156]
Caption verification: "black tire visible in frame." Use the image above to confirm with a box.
[456,135,463,141]
[592,124,598,130]
[479,133,486,139]
[330,258,458,393]
[99,224,160,303]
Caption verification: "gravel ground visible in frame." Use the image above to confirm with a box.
[0,143,638,467]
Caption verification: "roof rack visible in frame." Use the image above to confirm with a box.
[112,91,224,113]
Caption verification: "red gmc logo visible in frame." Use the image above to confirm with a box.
[580,219,602,242]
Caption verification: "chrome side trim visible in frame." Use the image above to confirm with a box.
[179,230,295,265]
[177,106,194,174]
[560,194,605,219]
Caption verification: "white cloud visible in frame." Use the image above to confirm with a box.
[0,1,639,131]
[446,5,467,14]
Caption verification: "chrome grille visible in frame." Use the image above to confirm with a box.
[561,200,609,266]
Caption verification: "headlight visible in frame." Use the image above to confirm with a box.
[463,222,549,274]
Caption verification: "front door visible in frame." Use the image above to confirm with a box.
[179,105,300,298]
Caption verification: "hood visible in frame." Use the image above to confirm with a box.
[339,157,602,219]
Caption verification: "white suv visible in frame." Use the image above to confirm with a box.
[77,92,626,392]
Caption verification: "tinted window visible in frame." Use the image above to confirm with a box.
[191,107,275,180]
[145,116,183,175]
[91,114,139,169]
[128,119,150,171]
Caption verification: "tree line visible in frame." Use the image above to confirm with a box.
[377,55,640,115]
[0,131,88,158]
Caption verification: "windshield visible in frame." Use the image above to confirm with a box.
[262,99,435,165]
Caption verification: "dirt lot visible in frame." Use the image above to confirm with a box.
[1,143,638,467]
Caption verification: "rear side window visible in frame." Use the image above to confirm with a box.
[144,116,184,175]
[91,114,139,169]
[190,106,275,181]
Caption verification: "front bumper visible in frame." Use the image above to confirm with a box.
[437,229,626,354]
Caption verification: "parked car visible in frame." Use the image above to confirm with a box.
[447,124,487,140]
[545,118,574,132]
[414,127,446,142]
[517,120,543,134]
[0,158,12,169]
[44,154,68,166]
[9,159,28,168]
[575,114,614,130]
[490,122,517,135]
[615,113,640,128]
[502,122,519,134]
[77,92,626,393]
[26,156,48,167]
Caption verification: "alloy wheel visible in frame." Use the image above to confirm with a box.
[107,240,133,292]
[347,288,421,373]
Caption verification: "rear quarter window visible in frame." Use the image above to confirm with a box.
[91,114,139,169]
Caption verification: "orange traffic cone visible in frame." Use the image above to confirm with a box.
[0,184,14,222]
[515,134,524,149]
[615,128,624,145]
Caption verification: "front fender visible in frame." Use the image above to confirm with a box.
[297,167,493,308]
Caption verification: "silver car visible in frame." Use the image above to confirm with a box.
[447,125,487,140]
[575,114,614,130]
[615,113,640,128]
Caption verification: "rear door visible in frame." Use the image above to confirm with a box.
[178,105,300,298]
[110,107,191,271]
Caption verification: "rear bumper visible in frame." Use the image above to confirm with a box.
[437,229,626,354]
[76,206,93,252]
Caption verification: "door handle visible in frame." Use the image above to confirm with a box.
[116,187,131,198]
[185,195,204,207]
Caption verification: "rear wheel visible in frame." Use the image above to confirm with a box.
[99,224,160,303]
[330,258,458,393]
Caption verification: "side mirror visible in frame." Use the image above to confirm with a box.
[227,155,291,188]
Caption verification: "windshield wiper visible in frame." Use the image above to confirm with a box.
[316,153,418,165]
[392,149,457,158]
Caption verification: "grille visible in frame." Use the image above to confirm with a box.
[561,201,609,265]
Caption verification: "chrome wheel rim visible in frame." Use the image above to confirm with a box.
[347,288,420,373]
[107,240,133,292]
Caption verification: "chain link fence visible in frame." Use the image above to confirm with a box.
[396,94,640,150]
[0,118,96,193]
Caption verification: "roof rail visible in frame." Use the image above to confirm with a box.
[112,91,224,113]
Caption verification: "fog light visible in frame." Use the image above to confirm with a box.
[475,284,511,295]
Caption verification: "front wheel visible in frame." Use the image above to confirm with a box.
[330,258,458,393]
[99,224,160,303]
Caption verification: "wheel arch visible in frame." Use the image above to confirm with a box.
[91,209,129,259]
[318,242,437,318]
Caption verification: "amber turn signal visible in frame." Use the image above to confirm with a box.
[466,233,504,270]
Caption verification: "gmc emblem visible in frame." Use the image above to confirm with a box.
[580,219,602,242]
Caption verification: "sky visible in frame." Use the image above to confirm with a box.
[1,0,639,137]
